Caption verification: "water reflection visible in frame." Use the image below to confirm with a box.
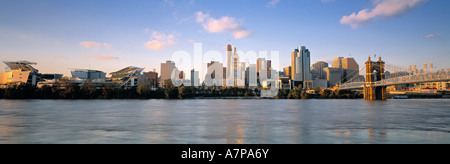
[0,116,25,143]
[225,101,247,144]
[0,99,449,144]
[0,101,26,143]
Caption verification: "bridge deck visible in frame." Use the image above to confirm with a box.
[339,71,450,90]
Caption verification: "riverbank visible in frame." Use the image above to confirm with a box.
[0,83,364,100]
[2,83,449,100]
[389,91,450,99]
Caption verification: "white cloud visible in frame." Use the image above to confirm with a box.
[232,29,252,39]
[340,0,427,29]
[103,43,112,50]
[80,41,101,50]
[267,0,281,8]
[145,31,177,50]
[425,32,442,38]
[80,41,112,50]
[83,54,118,61]
[53,56,67,59]
[195,11,252,39]
[93,54,118,61]
[187,39,196,44]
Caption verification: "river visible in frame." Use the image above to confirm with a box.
[0,99,449,144]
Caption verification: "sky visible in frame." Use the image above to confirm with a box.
[0,0,449,77]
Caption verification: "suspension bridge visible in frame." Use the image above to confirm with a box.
[335,56,450,100]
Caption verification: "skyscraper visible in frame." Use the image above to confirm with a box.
[226,44,241,87]
[342,57,359,82]
[332,57,344,69]
[342,58,359,70]
[245,64,257,87]
[257,58,272,83]
[206,61,223,87]
[284,66,291,78]
[331,57,360,83]
[160,60,175,86]
[311,61,329,80]
[226,44,233,82]
[190,69,199,87]
[143,71,158,88]
[291,46,312,88]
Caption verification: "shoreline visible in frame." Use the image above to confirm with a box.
[1,96,449,100]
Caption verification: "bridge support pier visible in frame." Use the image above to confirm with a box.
[364,56,387,100]
[364,85,387,100]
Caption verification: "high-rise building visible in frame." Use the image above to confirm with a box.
[257,58,272,84]
[143,71,158,88]
[342,57,359,82]
[190,69,200,87]
[207,61,221,80]
[257,58,271,75]
[291,46,312,88]
[226,44,233,80]
[160,60,176,86]
[324,67,343,87]
[311,61,329,80]
[342,58,359,70]
[245,64,257,87]
[413,64,418,74]
[206,61,223,87]
[226,44,242,87]
[331,57,359,83]
[430,63,433,72]
[284,66,291,78]
[332,57,344,69]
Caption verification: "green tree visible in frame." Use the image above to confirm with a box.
[300,93,310,99]
[287,89,300,99]
[36,85,53,99]
[100,83,115,99]
[313,87,321,95]
[163,79,174,89]
[81,80,97,99]
[137,83,151,98]
[178,86,195,99]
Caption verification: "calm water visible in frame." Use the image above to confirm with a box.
[0,99,449,144]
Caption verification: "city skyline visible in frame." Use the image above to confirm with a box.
[1,0,449,77]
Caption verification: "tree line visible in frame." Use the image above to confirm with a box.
[0,78,362,100]
[274,86,363,99]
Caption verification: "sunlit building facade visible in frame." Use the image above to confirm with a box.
[143,71,159,88]
[1,61,41,86]
[291,46,312,88]
[160,60,176,86]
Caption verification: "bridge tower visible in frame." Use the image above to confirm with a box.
[364,56,387,100]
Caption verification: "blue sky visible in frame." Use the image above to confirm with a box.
[0,0,449,76]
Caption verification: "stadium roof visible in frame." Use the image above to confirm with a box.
[3,61,38,73]
[110,66,144,79]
